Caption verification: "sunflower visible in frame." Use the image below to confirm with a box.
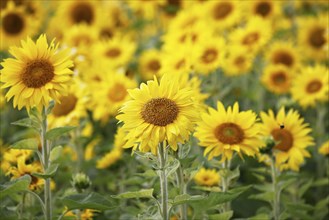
[261,64,295,94]
[48,79,88,128]
[229,16,272,53]
[126,0,162,20]
[92,35,136,69]
[298,14,328,61]
[138,49,162,80]
[55,0,101,27]
[96,149,122,169]
[290,65,329,108]
[266,42,300,70]
[260,108,314,171]
[222,45,254,76]
[1,148,32,172]
[90,73,137,122]
[193,36,225,75]
[194,101,262,161]
[203,0,242,30]
[319,140,329,156]
[116,74,199,154]
[194,168,220,187]
[0,2,37,49]
[1,34,73,111]
[243,0,281,20]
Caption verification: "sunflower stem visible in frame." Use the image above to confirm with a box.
[221,160,231,212]
[158,142,169,220]
[41,107,52,220]
[176,163,187,220]
[270,157,280,220]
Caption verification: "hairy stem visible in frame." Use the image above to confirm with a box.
[176,164,187,220]
[158,142,169,220]
[270,158,280,220]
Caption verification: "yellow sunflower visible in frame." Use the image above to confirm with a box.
[90,73,137,122]
[116,74,199,154]
[319,140,329,156]
[96,149,122,169]
[138,49,162,80]
[48,79,88,128]
[266,42,300,70]
[243,0,281,20]
[260,108,314,171]
[0,2,37,49]
[261,64,295,94]
[291,65,329,108]
[0,34,73,111]
[298,14,328,61]
[1,148,32,172]
[194,168,220,187]
[222,45,254,76]
[194,101,262,161]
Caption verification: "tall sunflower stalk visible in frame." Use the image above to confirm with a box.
[270,157,280,220]
[158,142,169,220]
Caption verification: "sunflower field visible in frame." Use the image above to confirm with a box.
[0,0,328,220]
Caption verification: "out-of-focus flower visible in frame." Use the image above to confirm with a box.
[223,45,254,76]
[194,168,220,187]
[138,49,162,80]
[319,140,329,156]
[266,42,300,70]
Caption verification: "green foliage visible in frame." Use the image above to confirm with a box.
[45,126,76,140]
[112,189,154,199]
[49,146,63,162]
[209,211,233,220]
[10,138,39,150]
[61,193,116,211]
[0,175,31,199]
[32,164,59,179]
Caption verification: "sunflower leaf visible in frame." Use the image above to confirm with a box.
[11,118,40,131]
[32,163,59,179]
[112,189,154,199]
[49,146,63,162]
[45,126,76,140]
[209,211,233,220]
[10,138,39,150]
[0,175,31,199]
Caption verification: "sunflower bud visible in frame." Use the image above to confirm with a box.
[71,172,91,192]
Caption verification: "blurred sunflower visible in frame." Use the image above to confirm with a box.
[204,0,241,30]
[117,75,199,154]
[126,0,162,20]
[260,108,314,171]
[90,73,137,122]
[160,47,194,76]
[48,80,88,128]
[261,64,295,94]
[63,24,98,52]
[194,168,220,187]
[266,42,300,70]
[243,0,281,20]
[222,45,254,76]
[319,140,329,156]
[194,101,262,161]
[291,65,329,108]
[1,148,32,172]
[298,14,328,61]
[55,0,101,27]
[0,34,73,111]
[0,2,37,49]
[138,49,162,80]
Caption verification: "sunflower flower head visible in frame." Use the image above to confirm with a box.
[1,34,73,111]
[117,74,199,155]
[319,140,329,156]
[194,167,220,187]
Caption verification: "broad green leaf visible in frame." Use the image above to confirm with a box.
[0,175,31,199]
[248,213,270,220]
[249,192,273,203]
[177,142,191,159]
[49,146,63,162]
[61,192,116,211]
[46,100,55,115]
[32,164,59,179]
[135,169,157,178]
[11,118,39,130]
[312,178,329,187]
[286,203,314,211]
[298,179,313,198]
[192,186,221,192]
[10,138,38,150]
[171,194,204,206]
[45,126,76,140]
[209,211,233,220]
[112,189,154,199]
[285,207,313,220]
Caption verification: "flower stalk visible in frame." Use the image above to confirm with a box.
[158,142,169,220]
[270,157,280,220]
[176,164,187,220]
[221,160,231,212]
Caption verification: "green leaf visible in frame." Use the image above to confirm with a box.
[286,203,314,211]
[11,118,39,130]
[298,179,313,198]
[209,211,233,220]
[45,126,76,140]
[171,194,204,206]
[249,192,273,203]
[166,158,180,178]
[248,213,270,220]
[112,189,154,199]
[32,164,59,179]
[0,175,31,199]
[192,186,221,192]
[312,178,329,187]
[135,169,157,178]
[61,192,116,211]
[10,138,38,150]
[46,100,55,115]
[49,146,63,162]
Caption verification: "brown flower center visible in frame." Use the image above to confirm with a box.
[214,123,244,144]
[52,94,78,117]
[234,56,246,68]
[108,83,127,102]
[100,28,114,39]
[2,12,24,35]
[273,51,294,67]
[21,60,54,88]
[71,2,94,24]
[255,1,271,17]
[309,27,326,48]
[141,98,179,126]
[271,129,293,151]
[106,48,121,58]
[271,71,287,86]
[213,2,233,20]
[201,49,218,63]
[175,59,185,70]
[73,35,92,47]
[306,80,322,93]
[147,60,161,72]
[242,32,260,45]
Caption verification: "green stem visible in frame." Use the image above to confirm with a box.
[270,158,280,220]
[41,107,52,220]
[221,160,231,212]
[176,164,187,220]
[158,142,169,220]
